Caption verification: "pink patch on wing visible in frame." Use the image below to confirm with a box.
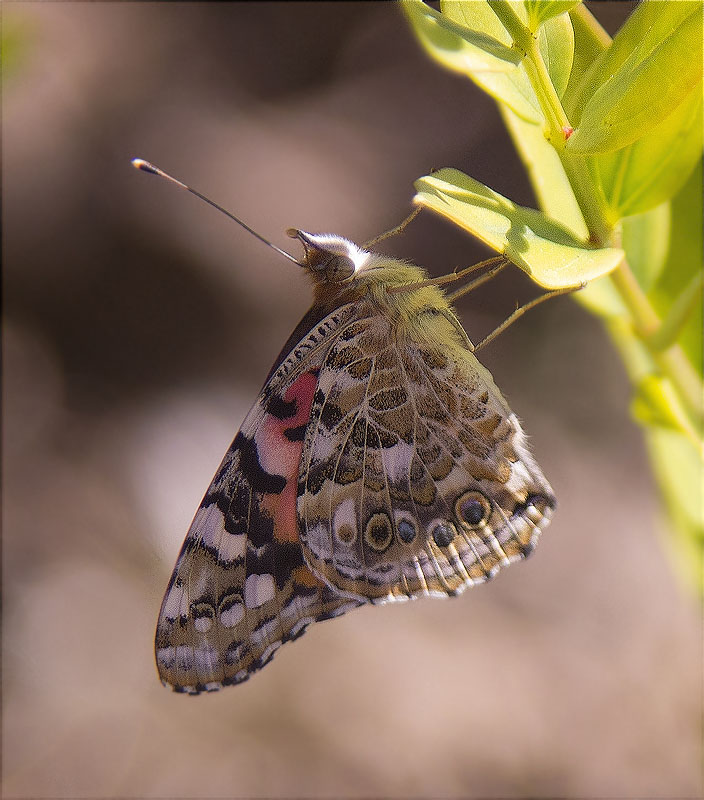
[255,370,319,543]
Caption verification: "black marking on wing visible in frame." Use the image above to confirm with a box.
[271,541,307,590]
[284,424,307,442]
[320,402,344,431]
[235,432,286,495]
[244,502,276,550]
[266,394,297,419]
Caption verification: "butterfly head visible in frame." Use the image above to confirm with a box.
[287,228,450,317]
[288,229,371,283]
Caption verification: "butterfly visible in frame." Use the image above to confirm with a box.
[153,226,556,694]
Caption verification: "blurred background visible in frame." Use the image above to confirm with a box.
[3,2,700,798]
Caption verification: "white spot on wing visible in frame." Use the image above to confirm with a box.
[194,644,220,675]
[250,618,282,647]
[193,504,224,545]
[382,441,414,483]
[333,497,357,543]
[245,573,275,608]
[218,531,246,561]
[219,601,244,628]
[194,504,246,561]
[259,642,281,662]
[162,583,188,620]
[289,616,314,637]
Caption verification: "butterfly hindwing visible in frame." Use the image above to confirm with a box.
[297,302,555,603]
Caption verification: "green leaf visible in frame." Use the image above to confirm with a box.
[443,0,513,41]
[562,3,609,115]
[525,0,581,32]
[631,374,693,432]
[566,1,703,153]
[569,0,700,121]
[437,1,544,121]
[587,85,703,220]
[537,10,574,99]
[414,168,623,289]
[621,203,671,292]
[646,428,704,595]
[401,0,519,74]
[499,104,588,239]
[649,159,703,374]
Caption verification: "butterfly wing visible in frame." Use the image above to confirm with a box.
[156,282,555,692]
[155,305,364,694]
[297,306,556,602]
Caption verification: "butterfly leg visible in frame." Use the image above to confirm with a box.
[473,284,583,352]
[386,257,508,296]
[363,207,422,249]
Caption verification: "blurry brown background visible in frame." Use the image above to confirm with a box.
[3,2,700,798]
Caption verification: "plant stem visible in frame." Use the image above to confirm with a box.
[559,155,613,243]
[647,271,704,351]
[610,261,703,431]
[492,0,704,435]
[490,2,607,236]
[571,2,612,49]
[489,0,571,143]
[522,42,570,142]
[607,318,703,453]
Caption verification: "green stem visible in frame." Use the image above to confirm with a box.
[488,1,530,49]
[610,261,703,430]
[607,318,703,453]
[559,155,613,243]
[653,349,703,435]
[489,0,704,435]
[490,1,605,236]
[523,43,570,141]
[490,0,571,144]
[647,271,704,351]
[571,2,612,49]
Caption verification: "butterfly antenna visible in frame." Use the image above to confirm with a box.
[131,158,302,266]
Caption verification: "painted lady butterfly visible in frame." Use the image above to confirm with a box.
[136,161,556,694]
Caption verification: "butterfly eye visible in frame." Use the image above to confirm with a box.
[303,249,355,282]
[290,230,368,282]
[455,491,492,530]
[313,253,356,282]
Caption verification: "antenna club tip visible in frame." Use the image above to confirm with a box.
[132,161,300,265]
[131,158,158,174]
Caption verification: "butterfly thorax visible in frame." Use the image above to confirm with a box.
[293,230,468,352]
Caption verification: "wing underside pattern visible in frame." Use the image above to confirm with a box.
[155,299,555,694]
[297,311,555,603]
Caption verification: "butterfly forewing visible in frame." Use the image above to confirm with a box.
[155,305,363,693]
